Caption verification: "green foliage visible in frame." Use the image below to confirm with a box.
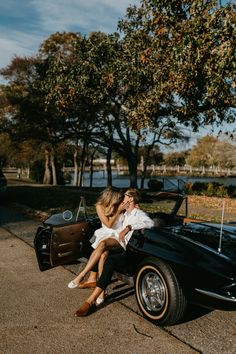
[30,159,66,185]
[186,135,236,168]
[186,181,236,197]
[164,151,189,166]
[55,161,66,185]
[191,181,209,193]
[227,185,236,198]
[30,160,44,183]
[118,0,236,130]
[206,182,228,197]
[147,179,164,191]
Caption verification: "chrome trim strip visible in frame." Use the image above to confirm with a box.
[195,288,236,302]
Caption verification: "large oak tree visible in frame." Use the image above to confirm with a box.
[1,0,235,187]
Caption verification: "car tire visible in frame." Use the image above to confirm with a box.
[135,257,187,326]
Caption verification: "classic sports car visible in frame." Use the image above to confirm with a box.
[34,181,236,326]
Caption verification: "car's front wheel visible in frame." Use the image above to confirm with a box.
[135,258,187,326]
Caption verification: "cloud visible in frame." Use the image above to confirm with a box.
[0,29,43,69]
[31,0,140,34]
[0,0,140,75]
[1,0,230,77]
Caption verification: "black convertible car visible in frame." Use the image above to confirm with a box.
[34,182,236,326]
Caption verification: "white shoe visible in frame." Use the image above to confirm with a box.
[68,281,78,289]
[96,296,105,306]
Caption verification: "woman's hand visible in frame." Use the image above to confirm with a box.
[119,225,131,242]
[118,200,130,212]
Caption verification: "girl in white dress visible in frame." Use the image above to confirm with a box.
[68,187,128,292]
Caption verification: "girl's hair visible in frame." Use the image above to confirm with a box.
[96,187,123,217]
[125,188,141,205]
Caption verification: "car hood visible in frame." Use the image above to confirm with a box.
[172,221,236,261]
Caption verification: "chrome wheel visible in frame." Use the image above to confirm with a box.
[135,258,187,326]
[141,271,166,311]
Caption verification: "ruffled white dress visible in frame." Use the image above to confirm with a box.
[90,214,124,249]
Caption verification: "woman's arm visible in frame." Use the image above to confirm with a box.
[96,204,120,228]
[96,201,128,228]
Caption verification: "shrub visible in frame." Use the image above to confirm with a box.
[30,160,44,183]
[191,182,209,194]
[206,183,227,197]
[184,182,193,194]
[185,181,235,198]
[216,185,228,197]
[227,185,236,198]
[147,179,163,191]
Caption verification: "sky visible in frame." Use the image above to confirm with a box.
[0,0,141,72]
[0,0,232,73]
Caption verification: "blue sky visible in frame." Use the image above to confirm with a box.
[0,0,232,73]
[0,0,141,72]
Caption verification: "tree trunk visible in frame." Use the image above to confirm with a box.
[89,160,94,188]
[127,155,138,188]
[43,149,51,184]
[140,165,147,189]
[140,135,157,189]
[50,150,57,186]
[73,149,79,186]
[89,148,96,188]
[140,149,152,189]
[106,147,112,186]
[78,141,87,187]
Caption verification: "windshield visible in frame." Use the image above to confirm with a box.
[141,192,186,216]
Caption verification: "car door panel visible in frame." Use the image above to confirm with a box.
[34,219,99,271]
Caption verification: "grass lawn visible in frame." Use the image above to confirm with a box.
[5,181,236,223]
[5,184,102,215]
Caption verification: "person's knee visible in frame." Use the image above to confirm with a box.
[100,251,108,261]
[98,241,106,252]
[104,255,115,269]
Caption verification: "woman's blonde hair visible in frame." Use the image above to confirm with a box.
[96,187,123,217]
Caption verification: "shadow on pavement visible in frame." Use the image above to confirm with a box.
[180,304,212,324]
[0,204,29,226]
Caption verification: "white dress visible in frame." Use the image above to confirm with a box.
[90,214,124,249]
[91,208,154,250]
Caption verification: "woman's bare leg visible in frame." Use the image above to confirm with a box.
[98,250,109,278]
[85,271,97,283]
[71,238,120,285]
[87,286,104,304]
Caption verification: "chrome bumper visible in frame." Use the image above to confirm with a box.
[195,288,236,303]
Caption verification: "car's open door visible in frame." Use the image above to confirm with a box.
[34,217,99,271]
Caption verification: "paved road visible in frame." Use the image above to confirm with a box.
[0,204,235,354]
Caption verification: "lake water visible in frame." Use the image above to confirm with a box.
[69,171,236,189]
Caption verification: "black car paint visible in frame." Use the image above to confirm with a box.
[127,223,236,310]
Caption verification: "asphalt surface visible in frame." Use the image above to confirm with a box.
[0,204,198,354]
[1,203,236,354]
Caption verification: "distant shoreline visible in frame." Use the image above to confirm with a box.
[67,173,236,188]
